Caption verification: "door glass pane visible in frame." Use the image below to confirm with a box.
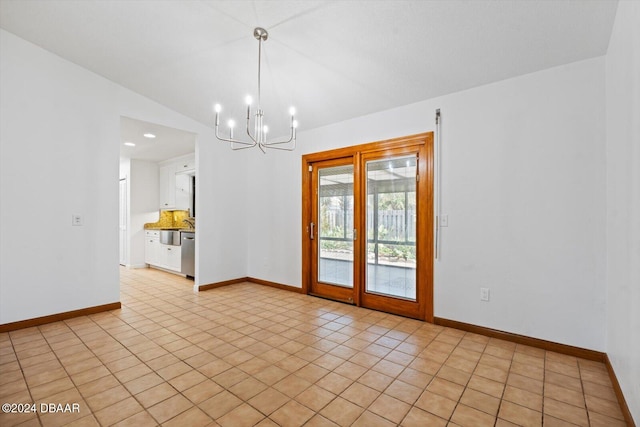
[318,165,354,287]
[366,156,416,300]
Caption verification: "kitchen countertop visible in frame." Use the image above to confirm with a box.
[145,227,195,232]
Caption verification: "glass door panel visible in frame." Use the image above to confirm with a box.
[309,157,357,303]
[365,156,417,300]
[318,164,354,288]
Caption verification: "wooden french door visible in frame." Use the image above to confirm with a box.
[309,157,359,303]
[302,133,433,321]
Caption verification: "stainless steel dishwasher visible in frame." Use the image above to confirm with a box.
[181,231,195,278]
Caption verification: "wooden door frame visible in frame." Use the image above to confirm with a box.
[301,132,434,322]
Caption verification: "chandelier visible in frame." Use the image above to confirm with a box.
[214,27,298,152]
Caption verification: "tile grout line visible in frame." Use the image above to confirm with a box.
[7,330,43,427]
[491,338,516,427]
[541,347,547,426]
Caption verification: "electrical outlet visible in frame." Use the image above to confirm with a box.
[72,214,83,226]
[480,287,490,301]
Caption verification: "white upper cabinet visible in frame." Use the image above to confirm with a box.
[158,154,195,211]
[174,173,191,211]
[159,163,176,208]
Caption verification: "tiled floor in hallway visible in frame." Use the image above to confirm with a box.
[0,267,627,426]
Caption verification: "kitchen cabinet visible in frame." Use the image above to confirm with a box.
[159,164,176,208]
[145,230,182,272]
[161,245,182,272]
[144,231,160,265]
[174,173,191,211]
[158,155,195,211]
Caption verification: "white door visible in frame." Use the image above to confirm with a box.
[119,178,128,266]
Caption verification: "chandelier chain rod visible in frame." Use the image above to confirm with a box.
[257,37,262,108]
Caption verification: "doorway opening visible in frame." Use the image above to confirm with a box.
[118,116,197,283]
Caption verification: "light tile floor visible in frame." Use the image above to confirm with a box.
[0,267,627,426]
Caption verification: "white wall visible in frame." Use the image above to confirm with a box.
[0,29,248,324]
[129,159,159,268]
[605,0,640,421]
[247,57,607,351]
[1,30,120,322]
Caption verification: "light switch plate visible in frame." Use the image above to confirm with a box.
[480,287,490,301]
[440,215,449,227]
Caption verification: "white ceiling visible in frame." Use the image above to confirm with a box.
[0,0,618,142]
[120,116,196,162]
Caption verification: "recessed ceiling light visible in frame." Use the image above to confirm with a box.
[124,142,136,147]
[143,133,156,138]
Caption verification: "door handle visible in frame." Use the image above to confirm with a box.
[310,222,315,240]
